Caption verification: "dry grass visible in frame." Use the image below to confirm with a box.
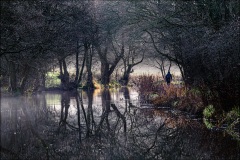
[151,84,186,104]
[134,75,204,115]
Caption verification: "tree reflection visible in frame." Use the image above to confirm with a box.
[121,86,136,113]
[1,95,51,159]
[58,91,83,134]
[75,92,82,142]
[58,92,70,131]
[96,89,126,136]
[1,91,239,160]
[85,90,95,137]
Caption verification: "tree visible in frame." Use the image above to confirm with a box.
[92,1,126,86]
[1,1,57,93]
[84,42,95,89]
[95,39,124,86]
[120,45,144,85]
[0,0,95,92]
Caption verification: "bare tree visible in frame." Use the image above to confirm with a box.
[91,1,128,86]
[120,45,144,85]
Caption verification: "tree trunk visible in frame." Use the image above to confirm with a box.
[59,59,70,90]
[74,44,80,85]
[8,61,17,93]
[96,42,124,86]
[85,44,94,89]
[41,72,46,89]
[120,66,132,86]
[20,65,31,93]
[77,54,86,86]
[86,90,94,137]
[101,62,110,86]
[177,63,186,83]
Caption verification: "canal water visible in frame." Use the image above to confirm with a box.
[1,87,239,160]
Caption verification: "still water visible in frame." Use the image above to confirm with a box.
[1,88,239,160]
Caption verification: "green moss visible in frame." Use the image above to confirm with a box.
[203,105,215,118]
[225,106,240,140]
[203,106,239,141]
[203,118,214,129]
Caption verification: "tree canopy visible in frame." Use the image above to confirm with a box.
[1,0,239,110]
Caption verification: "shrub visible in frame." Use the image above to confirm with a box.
[203,105,215,119]
[135,75,204,115]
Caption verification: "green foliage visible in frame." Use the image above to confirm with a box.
[45,72,61,88]
[224,106,240,140]
[203,118,214,129]
[203,106,240,140]
[227,106,240,119]
[109,80,121,88]
[203,105,215,118]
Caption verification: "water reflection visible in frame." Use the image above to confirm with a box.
[1,88,239,160]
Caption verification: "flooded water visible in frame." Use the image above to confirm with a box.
[1,87,239,160]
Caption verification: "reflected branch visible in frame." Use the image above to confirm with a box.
[111,104,127,133]
[21,100,49,160]
[144,122,166,155]
[75,93,81,142]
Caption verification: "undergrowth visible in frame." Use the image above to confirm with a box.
[133,74,204,115]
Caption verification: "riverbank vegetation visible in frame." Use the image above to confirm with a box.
[134,74,239,140]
